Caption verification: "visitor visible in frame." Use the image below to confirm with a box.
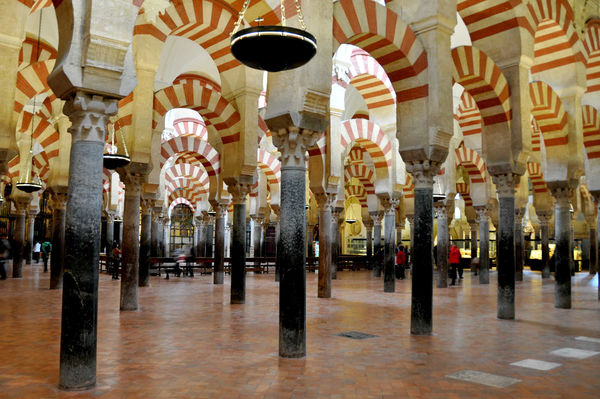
[41,239,52,273]
[449,243,462,286]
[395,245,406,280]
[33,240,41,263]
[111,242,122,280]
[23,240,31,264]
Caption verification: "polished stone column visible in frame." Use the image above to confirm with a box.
[371,212,383,277]
[252,216,263,257]
[197,218,206,257]
[407,215,415,267]
[11,200,29,278]
[26,212,35,265]
[434,202,449,288]
[382,198,399,293]
[273,209,281,282]
[227,181,252,304]
[105,211,115,254]
[272,127,319,358]
[139,199,152,287]
[50,193,68,289]
[364,219,373,261]
[163,218,170,257]
[469,222,478,274]
[331,207,343,280]
[408,164,438,335]
[475,206,490,284]
[213,204,227,284]
[538,211,552,279]
[59,93,117,390]
[306,224,314,257]
[590,224,597,275]
[515,208,525,281]
[551,187,573,309]
[150,209,161,257]
[206,220,214,257]
[120,174,143,311]
[492,174,519,319]
[316,193,335,298]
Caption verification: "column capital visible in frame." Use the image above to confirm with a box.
[140,198,154,216]
[370,211,384,226]
[537,210,552,226]
[106,210,118,223]
[13,199,29,216]
[227,180,253,205]
[469,222,479,231]
[474,205,489,222]
[379,196,400,215]
[151,207,163,223]
[271,126,321,168]
[434,202,448,220]
[63,92,118,143]
[332,206,344,219]
[405,160,442,188]
[50,192,68,211]
[491,173,520,198]
[314,192,337,211]
[215,203,229,219]
[550,186,573,208]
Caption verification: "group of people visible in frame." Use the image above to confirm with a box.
[0,238,52,280]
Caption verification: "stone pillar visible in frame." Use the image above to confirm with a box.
[331,207,343,280]
[11,199,30,277]
[470,222,478,274]
[59,93,117,390]
[26,212,35,265]
[434,202,449,288]
[273,209,281,282]
[50,193,68,289]
[105,211,115,255]
[252,216,263,257]
[163,218,170,258]
[407,163,439,335]
[213,204,227,285]
[475,206,490,284]
[381,198,399,293]
[150,209,161,257]
[119,174,143,311]
[551,187,573,309]
[316,193,335,298]
[271,127,319,359]
[206,219,214,257]
[492,174,519,320]
[139,199,152,287]
[515,208,525,281]
[364,219,373,261]
[371,211,383,277]
[590,224,597,275]
[227,181,252,304]
[306,223,314,257]
[407,215,415,266]
[538,211,552,279]
[197,218,206,258]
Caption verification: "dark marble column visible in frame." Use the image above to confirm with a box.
[26,212,35,265]
[119,174,143,311]
[382,198,399,293]
[274,210,281,282]
[408,164,438,335]
[590,226,597,275]
[252,216,263,257]
[515,208,525,281]
[475,206,490,284]
[59,93,117,390]
[213,204,227,284]
[316,193,335,298]
[50,193,68,289]
[331,207,343,280]
[538,212,552,279]
[11,200,29,278]
[163,219,170,258]
[227,181,252,304]
[469,222,478,274]
[139,199,152,287]
[434,203,449,288]
[551,187,572,309]
[105,211,115,255]
[197,218,206,257]
[206,221,214,257]
[492,174,519,320]
[307,224,314,257]
[272,127,319,359]
[150,209,160,257]
[371,212,383,277]
[407,215,415,267]
[364,219,373,262]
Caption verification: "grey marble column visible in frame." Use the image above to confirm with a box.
[274,210,280,282]
[475,206,490,284]
[590,227,597,275]
[492,174,519,320]
[11,200,29,277]
[316,193,335,298]
[59,93,117,390]
[515,208,525,281]
[364,219,373,261]
[434,203,449,288]
[163,219,170,258]
[150,210,160,257]
[371,212,383,277]
[139,200,152,287]
[551,187,572,309]
[120,174,143,311]
[50,193,68,289]
[331,207,343,280]
[105,212,115,255]
[470,222,478,274]
[197,218,206,257]
[26,213,35,265]
[206,220,214,257]
[213,204,227,284]
[382,198,399,293]
[252,216,263,257]
[407,215,415,267]
[306,224,314,257]
[227,181,252,304]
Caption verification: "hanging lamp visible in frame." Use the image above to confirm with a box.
[346,201,357,224]
[433,179,446,202]
[16,99,42,194]
[103,118,130,170]
[230,0,317,72]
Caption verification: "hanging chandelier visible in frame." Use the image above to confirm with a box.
[103,118,130,170]
[433,178,446,202]
[346,201,357,224]
[230,0,317,72]
[16,99,42,194]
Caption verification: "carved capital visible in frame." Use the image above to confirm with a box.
[363,219,374,229]
[141,198,154,216]
[62,92,118,143]
[50,192,68,211]
[491,173,520,198]
[380,197,400,215]
[405,160,442,189]
[370,211,384,226]
[272,126,320,168]
[227,181,253,205]
[13,200,29,216]
[469,222,479,232]
[537,210,552,226]
[474,206,489,223]
[314,192,337,211]
[152,207,163,223]
[106,211,118,224]
[550,186,572,208]
[215,203,229,219]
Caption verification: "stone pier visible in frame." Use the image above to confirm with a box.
[552,187,572,309]
[435,202,449,288]
[475,206,490,284]
[316,193,335,298]
[139,199,152,287]
[50,192,68,289]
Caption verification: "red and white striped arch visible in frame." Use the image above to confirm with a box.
[529,81,568,148]
[457,0,530,43]
[584,19,600,94]
[160,135,220,175]
[403,174,414,199]
[16,0,52,13]
[348,47,395,110]
[531,116,542,154]
[347,146,365,164]
[341,119,392,178]
[455,182,473,207]
[18,34,57,71]
[345,184,368,208]
[344,163,375,195]
[333,0,428,102]
[456,91,482,138]
[168,197,195,216]
[153,76,240,146]
[14,60,54,116]
[452,46,511,128]
[257,148,281,190]
[169,117,208,143]
[527,162,549,194]
[582,105,600,160]
[455,146,486,184]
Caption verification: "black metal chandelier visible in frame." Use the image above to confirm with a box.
[230,0,317,72]
[103,118,130,170]
[17,99,42,194]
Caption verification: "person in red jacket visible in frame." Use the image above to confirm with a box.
[449,243,462,286]
[395,245,406,279]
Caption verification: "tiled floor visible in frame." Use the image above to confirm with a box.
[0,263,599,398]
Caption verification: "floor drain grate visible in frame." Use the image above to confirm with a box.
[336,331,378,340]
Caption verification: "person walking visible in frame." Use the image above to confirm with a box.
[395,245,406,279]
[33,241,41,263]
[41,239,52,273]
[449,243,462,286]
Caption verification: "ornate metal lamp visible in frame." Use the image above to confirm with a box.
[103,118,130,170]
[346,202,357,224]
[16,99,42,194]
[433,178,446,202]
[230,0,317,72]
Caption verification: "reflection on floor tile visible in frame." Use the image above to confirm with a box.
[550,348,599,359]
[447,370,521,388]
[575,336,600,344]
[510,359,561,370]
[336,331,378,340]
